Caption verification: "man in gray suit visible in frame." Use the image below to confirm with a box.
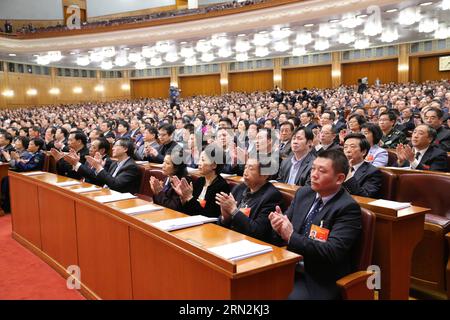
[277,127,316,186]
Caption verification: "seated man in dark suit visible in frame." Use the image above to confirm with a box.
[0,131,15,162]
[269,149,362,300]
[423,107,450,152]
[51,131,89,180]
[216,157,282,243]
[342,133,383,198]
[67,138,141,194]
[277,127,316,186]
[144,124,179,164]
[313,124,341,155]
[396,124,449,172]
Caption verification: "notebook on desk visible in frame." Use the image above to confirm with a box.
[368,199,411,210]
[94,192,137,203]
[149,215,218,231]
[207,240,273,261]
[120,203,164,215]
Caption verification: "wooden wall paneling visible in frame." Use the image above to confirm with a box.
[229,70,273,93]
[179,74,221,97]
[38,187,78,269]
[342,59,398,85]
[419,55,450,82]
[75,202,133,299]
[129,227,231,299]
[9,176,42,249]
[282,65,332,90]
[131,78,170,99]
[409,56,420,83]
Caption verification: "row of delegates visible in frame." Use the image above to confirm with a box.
[1,138,46,213]
[63,138,142,194]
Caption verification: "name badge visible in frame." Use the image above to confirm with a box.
[309,224,330,242]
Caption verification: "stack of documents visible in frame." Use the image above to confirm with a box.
[207,240,273,261]
[54,181,81,187]
[71,186,102,194]
[21,171,46,176]
[120,203,164,215]
[368,199,411,210]
[94,193,137,203]
[150,215,218,231]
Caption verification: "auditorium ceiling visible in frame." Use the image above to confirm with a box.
[0,0,449,70]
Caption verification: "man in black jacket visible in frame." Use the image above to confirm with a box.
[269,149,361,300]
[423,107,450,152]
[51,131,89,180]
[0,132,15,162]
[216,157,282,243]
[342,133,382,198]
[144,124,179,163]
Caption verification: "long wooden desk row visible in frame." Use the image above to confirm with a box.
[8,171,301,300]
[143,162,430,300]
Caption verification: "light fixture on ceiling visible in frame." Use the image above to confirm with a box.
[211,34,229,47]
[398,7,421,25]
[1,89,14,97]
[201,52,215,62]
[48,51,62,62]
[314,38,330,51]
[89,50,104,62]
[100,60,113,70]
[354,38,370,49]
[76,56,90,66]
[49,88,60,95]
[155,41,172,53]
[340,13,364,29]
[385,8,399,13]
[295,31,313,46]
[363,15,383,36]
[128,52,142,63]
[357,14,368,18]
[73,87,83,94]
[236,52,249,62]
[114,53,128,67]
[180,45,196,58]
[433,23,449,38]
[235,37,251,52]
[121,83,130,90]
[36,55,51,65]
[419,2,433,6]
[102,47,116,58]
[329,19,340,23]
[292,46,306,56]
[318,23,338,38]
[338,31,356,44]
[150,56,163,67]
[135,60,147,70]
[442,0,450,10]
[253,32,271,46]
[255,46,270,57]
[164,51,179,63]
[8,53,16,57]
[94,85,104,92]
[70,51,77,55]
[303,23,314,27]
[271,27,291,40]
[220,78,228,85]
[418,18,439,32]
[196,40,212,53]
[273,40,290,52]
[218,46,233,58]
[142,46,157,58]
[381,26,399,42]
[184,56,197,66]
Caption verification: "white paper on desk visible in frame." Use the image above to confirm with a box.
[121,204,164,215]
[94,192,137,203]
[71,186,102,193]
[220,173,237,178]
[207,239,273,261]
[54,181,81,187]
[21,171,46,176]
[135,161,148,165]
[150,215,218,231]
[368,199,411,210]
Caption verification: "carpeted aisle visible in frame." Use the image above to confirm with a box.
[0,214,85,300]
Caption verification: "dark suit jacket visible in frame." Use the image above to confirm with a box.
[219,182,282,243]
[313,141,342,156]
[153,176,192,211]
[182,175,230,218]
[145,140,179,164]
[399,145,449,172]
[77,156,113,186]
[81,157,141,194]
[343,161,383,198]
[56,146,89,180]
[276,186,361,299]
[435,126,450,152]
[277,151,316,186]
[0,144,15,162]
[279,140,292,159]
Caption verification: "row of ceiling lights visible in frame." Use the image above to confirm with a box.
[1,84,131,97]
[11,0,450,69]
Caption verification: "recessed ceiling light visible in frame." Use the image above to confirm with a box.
[357,14,368,18]
[304,23,314,27]
[329,19,340,23]
[385,8,398,13]
[180,41,187,45]
[238,34,246,37]
[8,53,16,57]
[419,2,433,6]
[70,52,76,55]
[123,47,130,51]
[33,54,39,57]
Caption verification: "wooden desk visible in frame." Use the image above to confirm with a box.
[9,171,300,300]
[380,167,450,178]
[0,163,9,182]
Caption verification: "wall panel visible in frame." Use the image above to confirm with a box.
[282,65,331,90]
[179,74,220,97]
[131,78,170,99]
[418,55,450,82]
[229,70,273,93]
[342,59,398,85]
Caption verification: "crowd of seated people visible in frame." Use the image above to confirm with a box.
[0,80,449,299]
[5,0,267,35]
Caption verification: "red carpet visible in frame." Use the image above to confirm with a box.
[0,215,85,300]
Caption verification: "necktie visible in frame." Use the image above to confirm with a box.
[288,160,302,185]
[280,142,285,150]
[300,197,323,237]
[112,163,122,178]
[415,152,421,160]
[351,167,355,173]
